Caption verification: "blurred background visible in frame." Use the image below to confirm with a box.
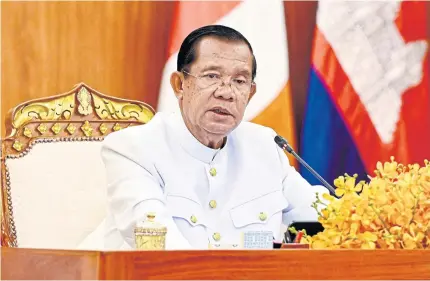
[2,0,429,186]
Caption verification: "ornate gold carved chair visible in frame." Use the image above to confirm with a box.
[1,83,155,248]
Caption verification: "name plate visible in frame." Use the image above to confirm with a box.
[207,231,274,249]
[243,231,273,249]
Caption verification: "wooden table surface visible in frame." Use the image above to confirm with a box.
[2,247,430,280]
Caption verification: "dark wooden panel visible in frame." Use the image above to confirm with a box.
[1,247,100,280]
[284,1,318,151]
[1,1,175,137]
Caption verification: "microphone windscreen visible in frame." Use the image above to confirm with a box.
[274,135,287,148]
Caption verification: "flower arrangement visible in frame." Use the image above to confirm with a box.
[294,157,430,249]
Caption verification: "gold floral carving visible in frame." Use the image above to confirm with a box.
[81,121,93,137]
[66,124,76,135]
[92,95,154,123]
[113,123,122,131]
[99,123,108,135]
[12,94,75,129]
[12,140,23,151]
[77,87,93,116]
[51,123,62,135]
[23,127,32,138]
[37,124,48,134]
[9,85,154,136]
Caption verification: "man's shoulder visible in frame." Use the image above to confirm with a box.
[233,121,277,142]
[102,112,167,150]
[232,121,286,173]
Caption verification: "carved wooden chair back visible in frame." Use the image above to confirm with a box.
[1,83,155,248]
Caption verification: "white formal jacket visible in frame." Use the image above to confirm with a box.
[98,112,326,250]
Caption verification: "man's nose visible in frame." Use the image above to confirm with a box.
[214,81,235,101]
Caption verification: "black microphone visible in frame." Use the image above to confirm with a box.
[274,135,337,197]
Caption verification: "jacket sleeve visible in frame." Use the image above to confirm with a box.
[101,135,193,250]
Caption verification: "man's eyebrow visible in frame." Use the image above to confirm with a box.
[235,69,252,77]
[201,53,248,63]
[214,53,248,63]
[200,65,223,72]
[200,65,252,77]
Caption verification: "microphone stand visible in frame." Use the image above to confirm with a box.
[275,136,338,198]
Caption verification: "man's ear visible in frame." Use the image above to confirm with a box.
[170,71,185,100]
[247,82,257,104]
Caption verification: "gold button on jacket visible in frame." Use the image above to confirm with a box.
[209,200,217,208]
[259,212,267,221]
[213,232,221,241]
[209,168,217,177]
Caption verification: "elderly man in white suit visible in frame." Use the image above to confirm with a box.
[99,25,327,250]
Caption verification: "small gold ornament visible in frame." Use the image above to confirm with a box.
[12,140,23,152]
[99,123,108,135]
[77,87,93,115]
[134,213,167,250]
[66,124,76,135]
[37,124,48,134]
[51,123,62,135]
[23,127,32,138]
[113,123,122,131]
[80,121,93,137]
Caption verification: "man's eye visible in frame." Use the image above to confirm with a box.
[204,73,220,79]
[234,79,247,85]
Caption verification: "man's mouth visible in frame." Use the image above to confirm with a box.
[210,107,231,116]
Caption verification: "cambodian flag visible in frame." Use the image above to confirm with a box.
[301,1,429,185]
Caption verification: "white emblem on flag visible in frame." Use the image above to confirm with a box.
[318,1,428,144]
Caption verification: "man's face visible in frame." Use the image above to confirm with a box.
[178,36,256,137]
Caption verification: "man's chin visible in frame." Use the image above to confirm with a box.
[203,122,236,136]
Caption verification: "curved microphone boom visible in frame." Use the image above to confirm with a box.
[274,135,337,197]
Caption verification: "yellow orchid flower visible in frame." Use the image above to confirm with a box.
[299,158,430,249]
